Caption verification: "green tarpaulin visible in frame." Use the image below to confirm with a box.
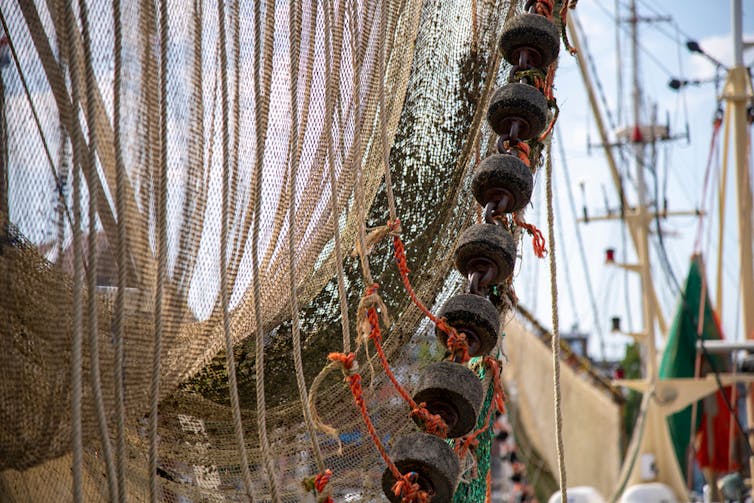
[658,256,726,476]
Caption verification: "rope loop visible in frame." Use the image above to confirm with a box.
[410,402,449,438]
[441,322,471,364]
[328,352,357,375]
[392,472,431,503]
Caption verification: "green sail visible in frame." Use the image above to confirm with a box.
[658,256,725,476]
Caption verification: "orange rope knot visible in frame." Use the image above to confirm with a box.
[358,284,391,341]
[513,211,547,258]
[440,319,471,364]
[410,402,449,438]
[301,469,332,503]
[328,352,357,374]
[455,433,480,459]
[528,0,554,18]
[502,140,532,167]
[387,218,403,235]
[314,469,332,493]
[392,472,431,503]
[483,356,507,414]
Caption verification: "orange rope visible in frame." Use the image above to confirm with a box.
[532,0,554,18]
[313,469,334,503]
[364,300,449,438]
[513,211,547,258]
[483,356,507,415]
[327,352,431,503]
[503,140,531,167]
[390,219,471,363]
[392,472,430,503]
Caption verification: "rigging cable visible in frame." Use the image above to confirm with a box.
[614,0,623,126]
[556,124,607,361]
[552,157,579,327]
[591,0,677,79]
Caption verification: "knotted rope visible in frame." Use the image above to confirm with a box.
[361,285,449,438]
[389,219,472,363]
[303,469,334,503]
[325,352,432,503]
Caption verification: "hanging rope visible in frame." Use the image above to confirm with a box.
[288,0,328,489]
[545,141,568,502]
[378,0,398,223]
[80,0,118,499]
[62,1,84,499]
[349,0,374,287]
[322,0,353,354]
[250,0,282,498]
[148,0,170,499]
[217,2,256,500]
[111,0,127,499]
[389,221,471,363]
[327,352,431,503]
[360,285,449,437]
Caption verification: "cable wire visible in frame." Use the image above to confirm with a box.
[556,125,607,361]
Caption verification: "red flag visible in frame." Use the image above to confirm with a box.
[695,386,739,472]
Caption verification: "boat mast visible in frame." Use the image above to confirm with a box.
[724,0,754,476]
[629,0,659,380]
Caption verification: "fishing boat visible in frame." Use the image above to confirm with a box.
[0,0,751,502]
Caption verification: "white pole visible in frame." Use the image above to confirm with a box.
[732,0,743,67]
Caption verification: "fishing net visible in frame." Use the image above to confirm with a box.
[503,316,623,499]
[0,0,581,501]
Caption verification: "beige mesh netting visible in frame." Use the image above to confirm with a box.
[502,317,623,498]
[0,0,532,501]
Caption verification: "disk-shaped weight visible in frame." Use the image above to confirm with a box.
[382,432,460,503]
[413,361,484,438]
[436,293,500,357]
[471,154,533,213]
[487,83,549,139]
[454,223,516,285]
[498,13,560,68]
